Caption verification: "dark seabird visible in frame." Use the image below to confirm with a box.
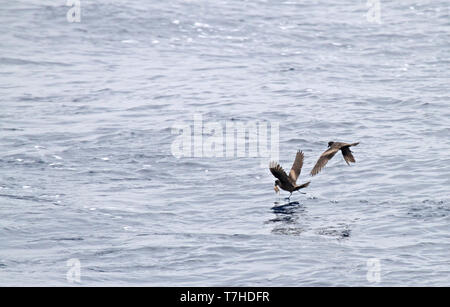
[310,141,359,176]
[269,150,311,198]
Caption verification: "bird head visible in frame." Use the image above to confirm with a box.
[274,180,280,194]
[328,141,334,147]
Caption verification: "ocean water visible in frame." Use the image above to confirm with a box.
[0,0,449,286]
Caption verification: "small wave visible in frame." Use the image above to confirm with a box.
[0,57,72,67]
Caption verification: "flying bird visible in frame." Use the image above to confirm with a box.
[269,150,311,198]
[310,141,359,176]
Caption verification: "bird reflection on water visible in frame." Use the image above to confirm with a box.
[266,199,307,235]
[271,200,302,214]
[267,198,352,239]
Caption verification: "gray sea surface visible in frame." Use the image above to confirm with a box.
[0,0,449,286]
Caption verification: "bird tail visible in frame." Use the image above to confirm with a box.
[294,181,310,191]
[350,142,359,147]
